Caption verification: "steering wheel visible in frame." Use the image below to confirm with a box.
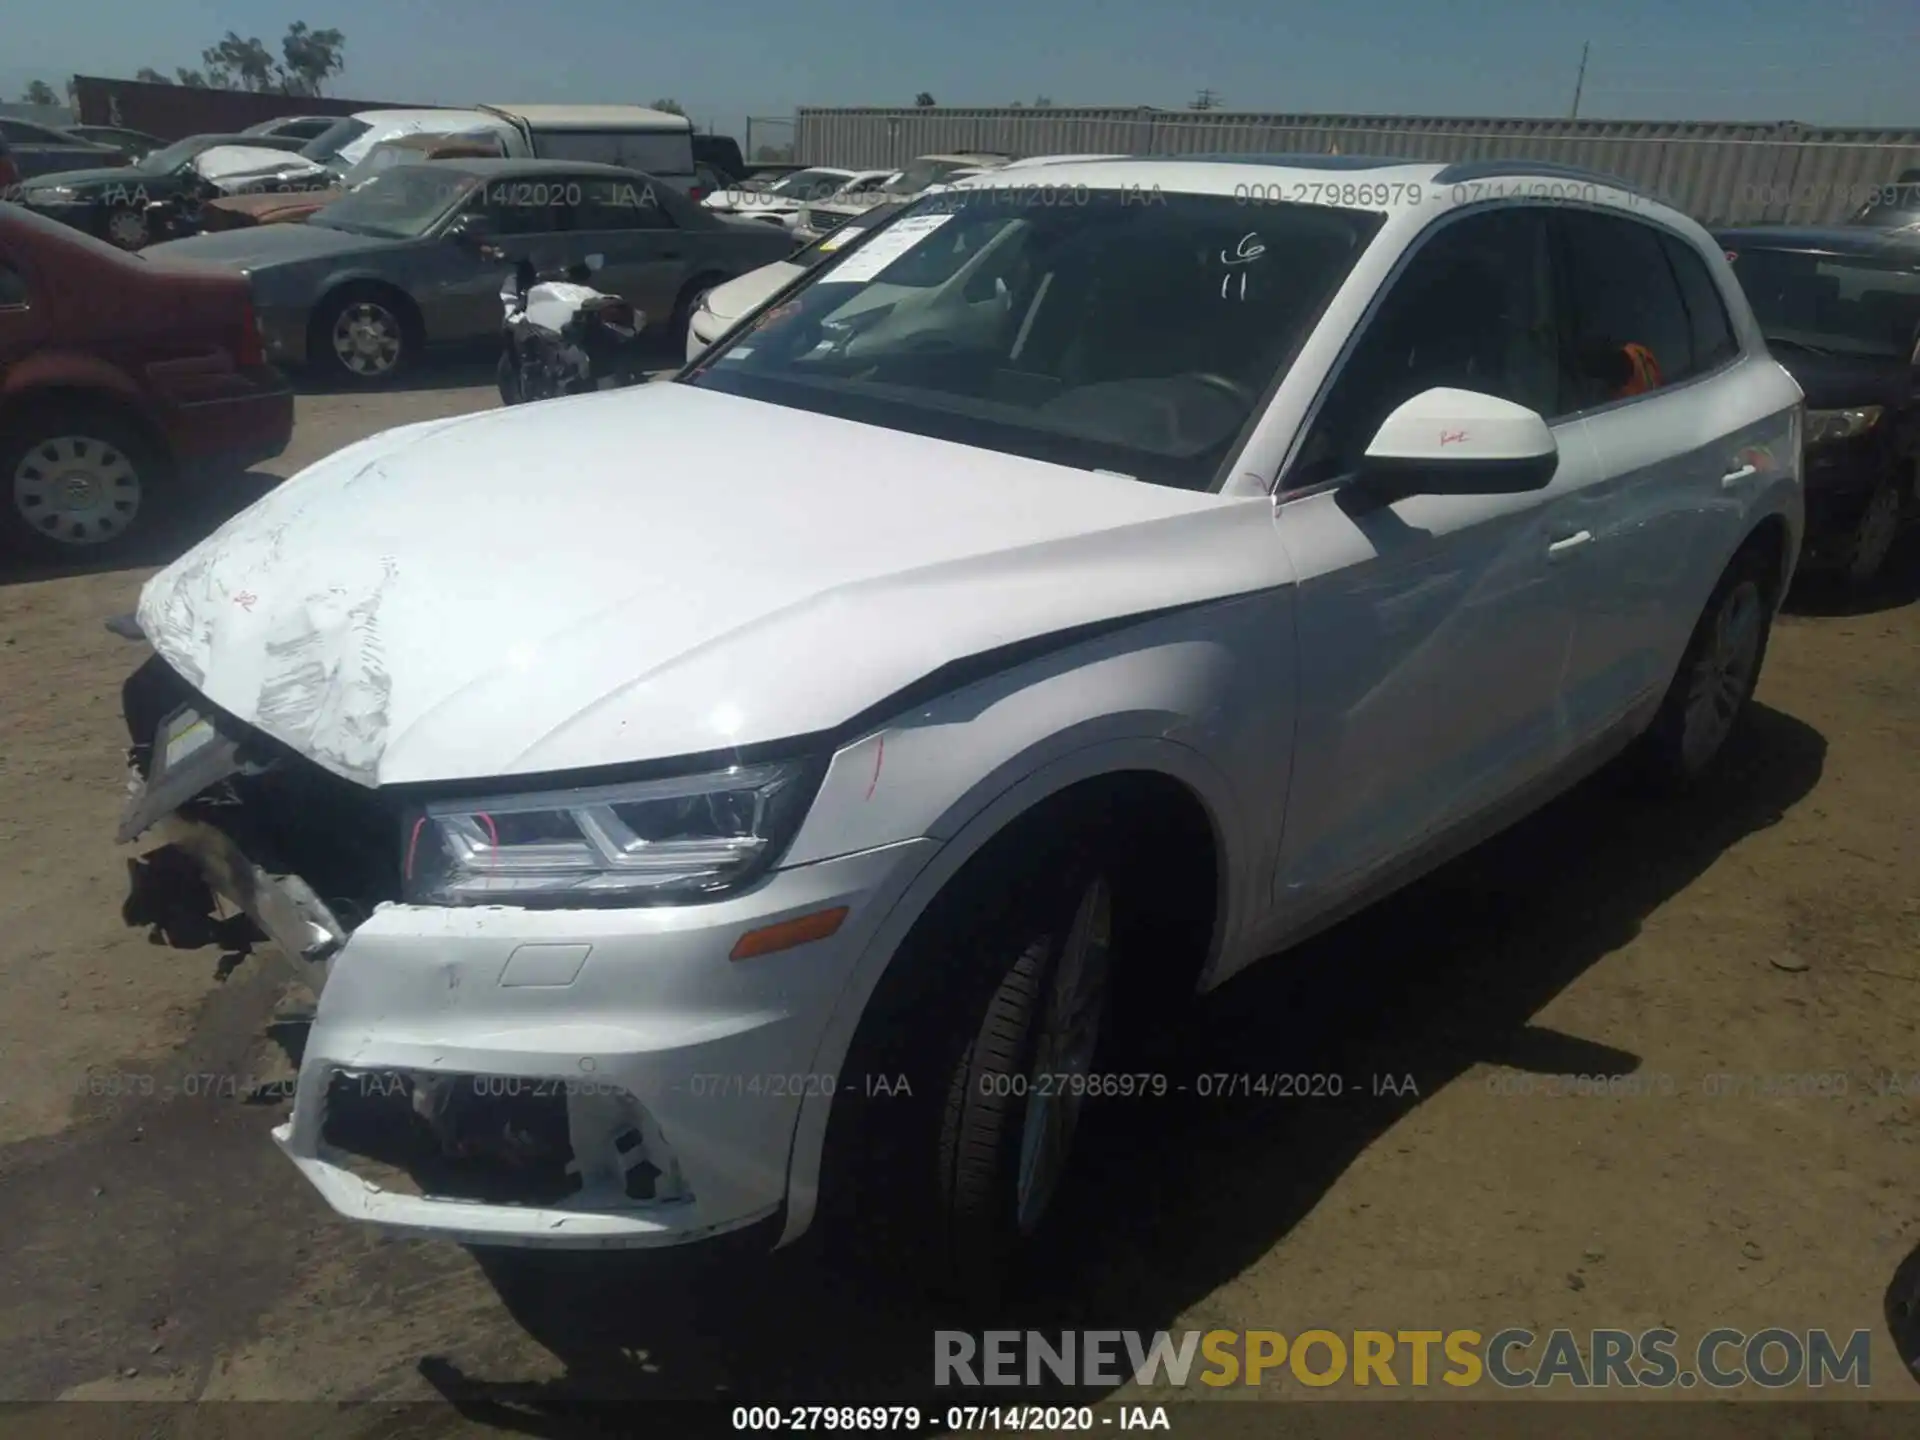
[1185,371,1258,408]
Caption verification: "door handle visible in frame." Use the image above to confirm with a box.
[1547,530,1593,557]
[1720,463,1758,488]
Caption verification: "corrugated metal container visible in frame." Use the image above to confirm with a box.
[70,75,441,142]
[795,108,1920,225]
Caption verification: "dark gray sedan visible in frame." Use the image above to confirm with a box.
[141,158,798,383]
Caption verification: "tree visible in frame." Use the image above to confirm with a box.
[914,92,936,107]
[1033,95,1053,107]
[156,21,347,94]
[279,21,346,95]
[650,97,686,115]
[202,32,278,91]
[21,80,58,106]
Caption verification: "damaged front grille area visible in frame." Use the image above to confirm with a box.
[121,655,403,938]
[321,1069,690,1209]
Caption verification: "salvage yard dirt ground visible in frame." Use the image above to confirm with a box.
[0,362,1916,1435]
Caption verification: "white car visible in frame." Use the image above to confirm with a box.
[683,199,918,361]
[792,152,1013,241]
[116,157,1803,1292]
[702,167,893,227]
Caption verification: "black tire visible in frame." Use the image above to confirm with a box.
[669,275,724,351]
[822,828,1115,1302]
[494,351,522,406]
[0,402,169,562]
[1842,477,1902,589]
[1631,542,1777,792]
[102,202,150,251]
[311,285,418,386]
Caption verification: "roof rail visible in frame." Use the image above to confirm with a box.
[1433,158,1646,197]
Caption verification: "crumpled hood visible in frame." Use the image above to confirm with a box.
[707,261,803,320]
[137,384,1280,788]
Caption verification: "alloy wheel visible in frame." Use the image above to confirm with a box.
[331,301,404,378]
[105,207,148,250]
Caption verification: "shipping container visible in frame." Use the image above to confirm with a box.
[70,75,441,143]
[794,107,1920,225]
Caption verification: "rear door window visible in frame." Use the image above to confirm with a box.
[576,176,678,230]
[1555,211,1696,408]
[476,175,579,236]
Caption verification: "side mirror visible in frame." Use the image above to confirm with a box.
[1356,387,1559,495]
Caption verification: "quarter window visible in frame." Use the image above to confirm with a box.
[0,258,27,307]
[1659,234,1740,374]
[1556,211,1695,408]
[1291,207,1567,488]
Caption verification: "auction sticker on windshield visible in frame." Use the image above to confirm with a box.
[818,212,955,283]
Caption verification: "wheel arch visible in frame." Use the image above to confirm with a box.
[777,733,1240,1248]
[0,380,171,465]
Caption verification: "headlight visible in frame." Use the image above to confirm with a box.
[402,759,820,907]
[1805,406,1882,445]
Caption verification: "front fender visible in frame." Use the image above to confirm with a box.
[773,591,1294,1246]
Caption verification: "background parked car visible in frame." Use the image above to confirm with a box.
[1848,170,1920,232]
[242,115,347,143]
[684,199,910,360]
[13,133,309,249]
[704,167,894,228]
[196,130,510,234]
[142,157,796,383]
[1720,225,1920,585]
[692,133,745,184]
[0,116,129,182]
[62,125,168,163]
[0,205,292,560]
[792,152,1012,240]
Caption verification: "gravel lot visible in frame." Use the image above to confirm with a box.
[1,365,1916,1432]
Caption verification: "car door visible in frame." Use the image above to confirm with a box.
[1269,204,1600,928]
[570,175,692,323]
[416,176,579,342]
[1551,209,1783,739]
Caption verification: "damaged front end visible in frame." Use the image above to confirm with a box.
[118,647,401,992]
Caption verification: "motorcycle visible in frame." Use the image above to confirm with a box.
[492,248,651,406]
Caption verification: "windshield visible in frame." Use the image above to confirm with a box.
[685,190,1382,489]
[300,117,370,165]
[1849,184,1920,229]
[1729,247,1920,358]
[882,159,974,196]
[309,164,479,239]
[137,138,214,174]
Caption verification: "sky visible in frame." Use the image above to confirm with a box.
[4,0,1916,132]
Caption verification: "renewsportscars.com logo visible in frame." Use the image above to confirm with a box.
[934,1328,1875,1390]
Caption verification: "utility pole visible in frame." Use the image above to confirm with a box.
[1569,40,1589,120]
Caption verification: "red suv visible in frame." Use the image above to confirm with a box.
[0,202,294,560]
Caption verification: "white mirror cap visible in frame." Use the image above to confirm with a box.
[632,309,648,331]
[1364,386,1557,465]
[585,253,605,271]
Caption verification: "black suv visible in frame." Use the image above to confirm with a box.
[1718,226,1920,585]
